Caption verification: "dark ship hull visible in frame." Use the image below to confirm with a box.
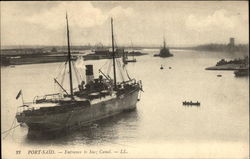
[154,38,173,57]
[126,59,137,62]
[234,69,249,77]
[154,54,173,58]
[16,88,139,138]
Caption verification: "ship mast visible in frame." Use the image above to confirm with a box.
[66,13,74,99]
[111,18,117,89]
[163,36,166,49]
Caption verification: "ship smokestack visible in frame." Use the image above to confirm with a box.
[86,65,94,84]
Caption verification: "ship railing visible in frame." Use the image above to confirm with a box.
[117,79,142,90]
[17,104,30,113]
[119,78,136,85]
[33,93,63,104]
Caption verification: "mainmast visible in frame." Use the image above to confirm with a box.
[66,13,74,99]
[111,18,117,89]
[163,36,166,48]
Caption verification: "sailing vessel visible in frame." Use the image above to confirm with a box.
[15,15,143,138]
[154,36,173,57]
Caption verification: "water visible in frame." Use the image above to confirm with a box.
[1,49,249,158]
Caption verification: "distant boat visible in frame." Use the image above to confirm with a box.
[128,51,147,56]
[154,36,173,58]
[160,65,164,69]
[217,74,222,77]
[182,101,200,106]
[122,42,137,64]
[126,58,137,63]
[122,52,137,64]
[127,51,137,63]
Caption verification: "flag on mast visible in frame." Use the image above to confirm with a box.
[16,90,22,100]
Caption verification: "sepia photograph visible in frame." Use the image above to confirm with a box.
[1,1,249,158]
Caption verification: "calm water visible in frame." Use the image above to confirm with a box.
[1,49,249,158]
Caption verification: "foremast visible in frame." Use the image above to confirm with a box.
[111,18,117,90]
[66,13,74,99]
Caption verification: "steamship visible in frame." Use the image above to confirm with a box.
[154,37,173,57]
[15,15,143,138]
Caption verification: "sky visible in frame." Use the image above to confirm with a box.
[0,1,249,47]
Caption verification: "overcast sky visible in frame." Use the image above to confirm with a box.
[1,1,248,47]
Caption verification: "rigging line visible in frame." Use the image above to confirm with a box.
[55,60,67,81]
[74,57,84,81]
[122,62,128,79]
[1,124,21,137]
[61,61,68,84]
[75,65,83,81]
[72,62,79,84]
[107,59,112,76]
[2,118,16,139]
[114,39,118,50]
[72,62,80,85]
[113,32,119,48]
[118,58,127,80]
[55,62,64,77]
[55,60,67,79]
[116,59,125,81]
[125,68,132,80]
[121,61,131,80]
[124,66,129,79]
[11,119,17,139]
[99,59,109,70]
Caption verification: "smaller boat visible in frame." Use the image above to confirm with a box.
[217,74,222,77]
[123,48,137,64]
[169,67,171,69]
[160,65,164,69]
[126,58,137,63]
[182,101,200,106]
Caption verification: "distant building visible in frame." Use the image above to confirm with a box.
[229,37,235,46]
[228,37,235,52]
[51,47,57,52]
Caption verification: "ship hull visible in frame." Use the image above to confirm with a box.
[16,89,140,138]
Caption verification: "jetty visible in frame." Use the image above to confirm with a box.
[205,56,249,70]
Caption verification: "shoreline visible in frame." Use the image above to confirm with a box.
[205,64,249,71]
